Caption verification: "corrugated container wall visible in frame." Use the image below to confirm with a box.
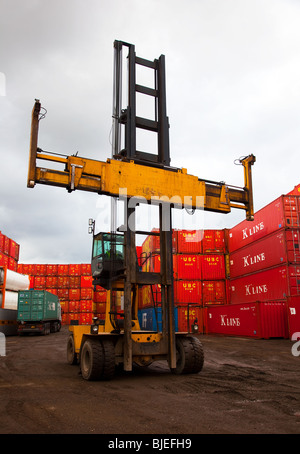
[229,264,300,304]
[229,229,300,279]
[228,195,300,253]
[206,302,289,338]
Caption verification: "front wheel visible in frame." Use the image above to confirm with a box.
[80,339,115,381]
[173,336,204,375]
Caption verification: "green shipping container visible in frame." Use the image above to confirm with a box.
[17,290,61,322]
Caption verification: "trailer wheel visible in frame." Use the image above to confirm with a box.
[67,335,78,365]
[173,336,204,375]
[43,323,50,335]
[80,339,104,381]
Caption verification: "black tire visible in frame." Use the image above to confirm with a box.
[50,322,57,333]
[173,336,204,375]
[80,339,104,381]
[67,335,78,365]
[43,323,50,335]
[101,340,115,380]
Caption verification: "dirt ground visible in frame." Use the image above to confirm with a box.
[0,326,299,436]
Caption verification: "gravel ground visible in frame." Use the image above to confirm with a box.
[0,326,299,436]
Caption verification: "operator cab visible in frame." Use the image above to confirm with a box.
[91,232,125,289]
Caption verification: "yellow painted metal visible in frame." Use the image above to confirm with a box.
[101,159,206,209]
[69,325,90,353]
[132,332,162,343]
[28,100,255,218]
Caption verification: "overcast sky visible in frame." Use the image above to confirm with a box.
[1,0,300,264]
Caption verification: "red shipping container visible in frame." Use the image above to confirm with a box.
[81,263,92,275]
[57,276,70,288]
[29,275,34,288]
[229,264,300,304]
[79,312,93,325]
[95,302,106,312]
[68,300,80,313]
[20,264,34,275]
[0,252,8,268]
[202,230,226,253]
[177,305,204,333]
[81,275,93,288]
[228,195,300,253]
[136,246,143,267]
[45,276,58,288]
[8,257,17,272]
[81,287,93,300]
[61,314,69,325]
[206,301,288,338]
[21,264,34,275]
[8,239,17,259]
[46,288,58,296]
[15,243,20,261]
[229,229,300,279]
[69,288,81,300]
[69,313,79,324]
[142,254,177,274]
[17,263,23,273]
[46,264,58,275]
[0,232,4,252]
[287,184,300,196]
[201,255,225,280]
[69,276,81,288]
[287,296,300,340]
[57,288,69,299]
[69,264,81,276]
[94,290,107,303]
[174,280,201,304]
[35,264,47,275]
[144,254,161,273]
[95,312,106,320]
[174,254,201,280]
[80,300,93,312]
[33,276,46,289]
[175,230,202,254]
[202,280,226,305]
[3,235,9,255]
[58,264,69,275]
[141,228,160,254]
[140,285,158,308]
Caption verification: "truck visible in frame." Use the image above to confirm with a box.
[17,290,61,335]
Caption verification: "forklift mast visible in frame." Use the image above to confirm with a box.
[108,40,176,370]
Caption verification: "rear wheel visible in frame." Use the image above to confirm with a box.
[67,334,78,365]
[173,336,204,375]
[43,323,50,335]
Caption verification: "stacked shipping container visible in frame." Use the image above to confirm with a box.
[13,188,300,339]
[17,263,107,325]
[0,231,20,272]
[206,194,300,339]
[0,230,22,335]
[138,228,228,333]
